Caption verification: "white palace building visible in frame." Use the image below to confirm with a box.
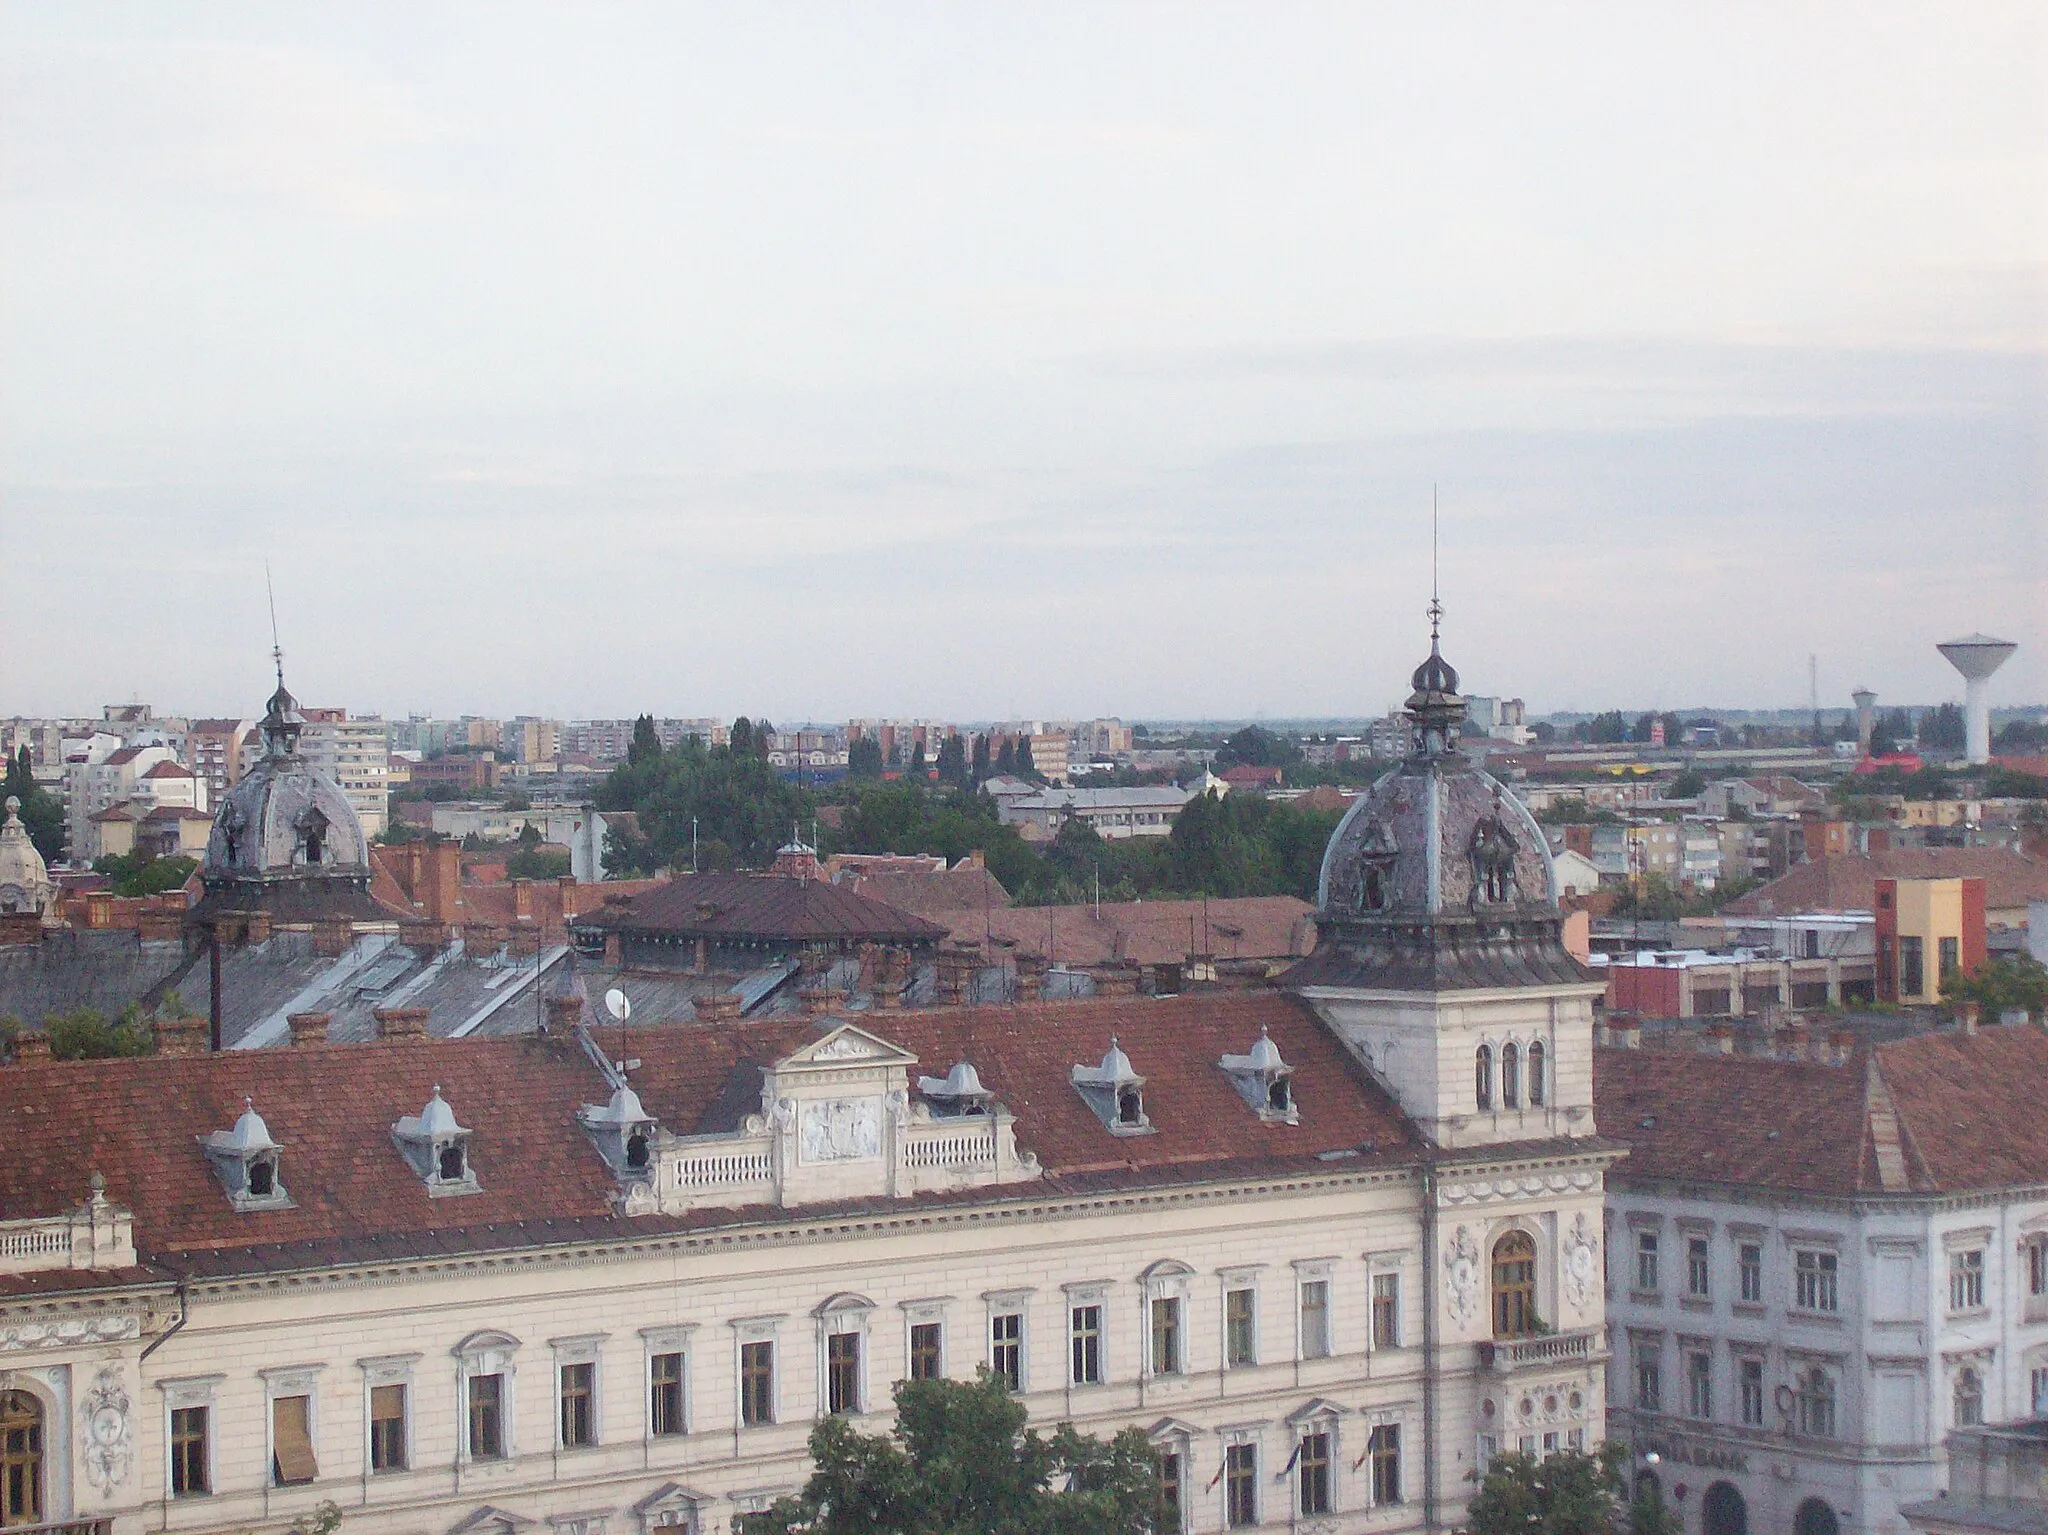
[3,623,1620,1535]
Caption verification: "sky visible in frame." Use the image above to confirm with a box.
[3,3,2043,724]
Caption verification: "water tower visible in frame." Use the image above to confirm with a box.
[1851,687,1877,757]
[1935,635,2017,765]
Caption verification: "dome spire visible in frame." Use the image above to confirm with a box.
[259,565,304,758]
[1405,498,1462,756]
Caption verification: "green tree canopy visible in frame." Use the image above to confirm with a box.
[3,746,66,862]
[1942,954,2048,1019]
[935,734,968,788]
[1467,1444,1679,1535]
[597,724,811,874]
[1214,725,1302,771]
[847,736,884,779]
[91,851,198,897]
[737,1371,1165,1535]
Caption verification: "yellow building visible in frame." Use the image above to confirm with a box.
[1876,875,1986,1005]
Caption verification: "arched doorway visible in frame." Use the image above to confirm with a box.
[1493,1231,1538,1337]
[1794,1497,1838,1535]
[1,1389,43,1530]
[1704,1481,1748,1535]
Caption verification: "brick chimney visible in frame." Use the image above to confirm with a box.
[1829,1027,1857,1064]
[244,909,272,945]
[543,993,583,1034]
[10,1029,52,1062]
[287,1012,332,1047]
[312,916,356,957]
[431,841,462,922]
[695,991,742,1023]
[1608,1018,1642,1050]
[800,986,846,1017]
[154,1013,209,1057]
[1958,1001,1980,1036]
[1703,1023,1735,1055]
[372,1006,430,1041]
[872,979,905,1011]
[512,878,535,923]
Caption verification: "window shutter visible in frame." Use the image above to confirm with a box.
[272,1395,318,1485]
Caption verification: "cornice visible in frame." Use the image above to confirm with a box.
[1608,1175,2048,1220]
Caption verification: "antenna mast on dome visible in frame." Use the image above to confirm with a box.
[265,561,285,688]
[1428,486,1443,644]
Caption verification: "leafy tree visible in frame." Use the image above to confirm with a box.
[908,741,927,780]
[1668,770,1707,798]
[1015,736,1037,780]
[629,714,663,766]
[847,737,884,780]
[935,734,967,788]
[1466,1443,1674,1535]
[3,747,65,862]
[1214,725,1301,771]
[1921,702,1967,752]
[40,1005,156,1060]
[597,726,812,873]
[737,1370,1165,1535]
[1942,954,2048,1019]
[1994,718,2046,754]
[91,851,198,897]
[1983,767,2047,799]
[1576,711,1630,745]
[970,733,991,784]
[506,847,572,880]
[500,791,532,811]
[729,717,754,760]
[995,738,1017,776]
[1536,800,1622,827]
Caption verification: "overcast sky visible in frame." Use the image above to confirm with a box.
[3,4,2043,723]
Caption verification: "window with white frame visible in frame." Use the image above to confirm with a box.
[2031,1364,2048,1417]
[1635,1230,1661,1294]
[1063,1284,1106,1388]
[1738,1241,1764,1305]
[641,1326,694,1439]
[1141,1264,1191,1377]
[1299,1278,1331,1360]
[1794,1365,1837,1439]
[1738,1355,1765,1426]
[1372,1270,1402,1349]
[1633,1336,1663,1413]
[1954,1366,1984,1427]
[453,1332,519,1462]
[1224,1438,1259,1528]
[359,1355,418,1476]
[1686,1235,1711,1299]
[2028,1238,2048,1312]
[815,1297,872,1418]
[261,1365,324,1487]
[902,1301,946,1384]
[160,1377,220,1499]
[731,1318,781,1429]
[1794,1249,1839,1313]
[985,1292,1030,1393]
[1949,1249,1986,1313]
[1220,1271,1258,1368]
[1367,1422,1402,1505]
[1296,1422,1335,1516]
[552,1336,605,1450]
[1684,1346,1712,1419]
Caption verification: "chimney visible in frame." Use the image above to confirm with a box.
[695,991,742,1023]
[153,1013,209,1057]
[1095,962,1141,998]
[286,1012,331,1047]
[1013,966,1042,1003]
[799,986,846,1017]
[1703,1023,1735,1055]
[543,993,583,1034]
[1609,1018,1642,1050]
[604,931,623,965]
[312,916,356,957]
[10,1029,52,1062]
[85,891,114,929]
[431,841,462,922]
[401,919,449,954]
[872,979,905,1011]
[1829,1027,1857,1064]
[243,909,272,945]
[512,878,535,923]
[372,1006,430,1041]
[1783,1020,1810,1061]
[1958,1001,1981,1036]
[137,910,185,943]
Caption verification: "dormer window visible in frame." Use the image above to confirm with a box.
[392,1086,481,1196]
[916,1062,993,1118]
[1219,1026,1298,1125]
[198,1098,294,1211]
[577,1081,659,1182]
[1072,1038,1152,1136]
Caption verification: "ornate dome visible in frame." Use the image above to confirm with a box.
[0,796,55,919]
[1291,617,1589,993]
[195,670,379,924]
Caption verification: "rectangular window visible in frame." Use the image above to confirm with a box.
[739,1341,774,1427]
[1740,1359,1765,1426]
[2032,1367,2048,1417]
[1300,1281,1331,1359]
[1159,1449,1183,1531]
[1477,1434,1498,1474]
[1543,1431,1559,1457]
[1225,1443,1258,1528]
[909,1323,943,1382]
[1150,1297,1182,1376]
[1636,1231,1660,1293]
[369,1384,407,1472]
[468,1373,505,1460]
[2030,1240,2047,1298]
[1687,1350,1713,1419]
[170,1405,209,1496]
[1739,1243,1764,1304]
[1225,1287,1256,1367]
[1369,1424,1402,1505]
[1795,1250,1839,1313]
[1938,936,1959,979]
[826,1332,860,1415]
[1069,1306,1102,1386]
[1298,1431,1332,1516]
[271,1394,317,1486]
[1567,1428,1585,1452]
[1687,1237,1711,1299]
[1372,1273,1401,1348]
[990,1313,1022,1392]
[559,1362,595,1448]
[1950,1249,1986,1312]
[1635,1343,1662,1412]
[650,1352,685,1437]
[1900,935,1924,996]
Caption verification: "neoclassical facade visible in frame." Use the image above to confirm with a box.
[0,625,1615,1535]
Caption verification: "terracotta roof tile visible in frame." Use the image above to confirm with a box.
[930,897,1317,967]
[579,872,949,944]
[1721,849,2048,918]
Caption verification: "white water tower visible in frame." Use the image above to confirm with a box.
[1935,634,2017,765]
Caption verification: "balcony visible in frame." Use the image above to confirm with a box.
[1477,1327,1603,1375]
[10,1521,113,1535]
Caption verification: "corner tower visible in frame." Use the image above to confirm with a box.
[1290,609,1605,1147]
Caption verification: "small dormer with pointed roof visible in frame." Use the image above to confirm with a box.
[578,1080,658,1182]
[1219,1024,1298,1123]
[1072,1038,1152,1135]
[198,1098,293,1210]
[392,1086,480,1196]
[916,1061,993,1118]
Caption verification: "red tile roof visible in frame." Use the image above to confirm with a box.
[142,761,196,779]
[578,872,949,944]
[931,896,1318,967]
[1720,849,2048,918]
[0,993,1417,1275]
[1596,1024,2048,1196]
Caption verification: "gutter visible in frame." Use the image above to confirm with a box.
[1421,1158,1440,1535]
[138,1273,188,1361]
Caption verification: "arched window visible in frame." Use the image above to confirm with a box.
[1501,1044,1520,1107]
[1702,1481,1747,1535]
[1492,1231,1538,1338]
[1527,1042,1546,1106]
[1474,1046,1494,1111]
[1,1390,44,1529]
[1795,1499,1839,1535]
[1955,1367,1983,1427]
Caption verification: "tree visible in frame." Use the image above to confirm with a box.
[736,1371,1165,1535]
[3,747,65,862]
[847,737,884,780]
[1215,725,1301,771]
[1994,718,2046,754]
[629,714,663,766]
[971,733,991,785]
[1942,954,2048,1020]
[935,734,967,788]
[1577,711,1630,745]
[995,738,1017,776]
[38,1005,156,1060]
[729,717,754,760]
[91,851,198,897]
[1921,703,1966,752]
[1015,736,1037,781]
[1466,1443,1672,1535]
[908,741,927,780]
[1668,770,1707,798]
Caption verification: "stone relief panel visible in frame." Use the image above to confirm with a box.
[1563,1212,1600,1314]
[798,1099,880,1164]
[79,1365,133,1494]
[1446,1225,1482,1325]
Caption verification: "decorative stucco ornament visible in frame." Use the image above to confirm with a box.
[1564,1212,1600,1311]
[1445,1224,1481,1324]
[80,1366,134,1493]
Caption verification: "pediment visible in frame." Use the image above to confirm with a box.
[776,1023,918,1072]
[632,1483,713,1516]
[1148,1416,1203,1440]
[1286,1397,1349,1425]
[449,1508,537,1535]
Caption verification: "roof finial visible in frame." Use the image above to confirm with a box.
[1427,485,1443,648]
[266,560,284,689]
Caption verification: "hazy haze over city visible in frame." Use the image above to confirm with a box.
[3,3,2042,721]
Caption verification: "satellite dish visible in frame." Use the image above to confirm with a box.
[605,989,630,1023]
